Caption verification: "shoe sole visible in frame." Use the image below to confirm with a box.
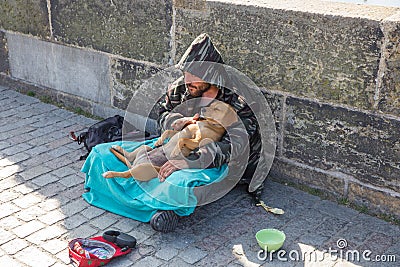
[150,210,179,233]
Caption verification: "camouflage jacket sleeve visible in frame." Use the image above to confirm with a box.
[157,78,185,131]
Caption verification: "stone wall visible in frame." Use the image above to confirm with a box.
[0,0,399,217]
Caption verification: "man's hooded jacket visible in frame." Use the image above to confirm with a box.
[156,33,264,193]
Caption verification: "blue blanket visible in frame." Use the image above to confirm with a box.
[81,140,228,222]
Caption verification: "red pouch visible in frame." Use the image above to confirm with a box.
[68,236,131,267]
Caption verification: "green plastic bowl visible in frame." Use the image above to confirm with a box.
[255,229,286,252]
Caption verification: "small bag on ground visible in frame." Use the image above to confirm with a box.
[69,115,125,160]
[69,115,156,160]
[68,231,136,267]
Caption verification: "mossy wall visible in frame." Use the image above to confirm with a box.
[51,0,173,64]
[0,0,49,37]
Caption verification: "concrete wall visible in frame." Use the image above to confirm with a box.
[0,0,399,217]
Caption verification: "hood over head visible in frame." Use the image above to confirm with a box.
[176,33,226,89]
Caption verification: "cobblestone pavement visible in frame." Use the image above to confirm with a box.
[0,86,399,267]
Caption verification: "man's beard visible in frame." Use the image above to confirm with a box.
[187,83,211,97]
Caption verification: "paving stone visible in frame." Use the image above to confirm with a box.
[298,233,331,248]
[0,238,29,255]
[13,182,39,194]
[112,217,140,233]
[155,246,179,261]
[226,235,259,258]
[1,143,32,156]
[137,243,157,257]
[12,193,43,209]
[19,165,52,181]
[41,239,67,254]
[0,255,26,266]
[0,189,20,202]
[66,224,98,239]
[46,136,73,151]
[16,246,56,267]
[50,108,76,119]
[59,174,84,188]
[165,257,194,267]
[24,145,50,156]
[55,249,72,265]
[14,206,47,222]
[132,256,163,267]
[313,200,360,220]
[0,141,11,150]
[0,175,24,191]
[38,209,66,225]
[283,218,316,242]
[165,233,197,250]
[46,146,73,158]
[38,198,62,212]
[53,263,71,267]
[336,221,375,246]
[14,94,40,105]
[90,213,120,230]
[127,229,150,244]
[43,155,75,170]
[0,228,14,245]
[178,247,208,264]
[358,232,393,255]
[61,199,88,217]
[27,136,57,147]
[0,203,21,219]
[106,256,135,266]
[8,132,36,145]
[0,157,16,167]
[62,213,87,230]
[0,164,21,179]
[314,217,351,238]
[135,223,157,237]
[0,120,33,133]
[123,245,143,262]
[37,182,67,198]
[50,166,76,177]
[25,225,67,245]
[30,118,59,128]
[31,173,59,186]
[194,247,233,266]
[80,206,106,220]
[0,216,22,230]
[12,220,45,239]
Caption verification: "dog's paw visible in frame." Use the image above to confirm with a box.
[154,139,163,147]
[102,171,113,178]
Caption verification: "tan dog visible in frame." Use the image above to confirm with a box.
[102,101,238,181]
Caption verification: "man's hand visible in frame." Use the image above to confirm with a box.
[158,160,189,182]
[171,113,200,130]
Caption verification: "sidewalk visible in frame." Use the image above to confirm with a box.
[0,85,399,267]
